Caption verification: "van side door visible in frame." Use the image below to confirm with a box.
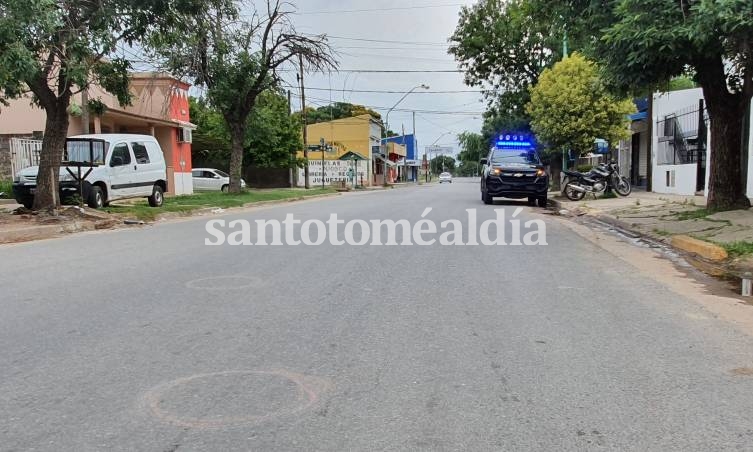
[130,141,158,197]
[108,142,136,199]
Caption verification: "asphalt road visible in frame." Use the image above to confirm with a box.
[2,179,753,451]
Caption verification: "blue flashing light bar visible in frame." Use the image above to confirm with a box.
[496,141,533,147]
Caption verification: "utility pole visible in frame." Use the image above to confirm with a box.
[321,137,326,189]
[412,111,417,183]
[288,89,295,188]
[298,55,310,189]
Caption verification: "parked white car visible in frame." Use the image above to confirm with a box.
[439,172,453,183]
[13,134,167,209]
[192,168,246,192]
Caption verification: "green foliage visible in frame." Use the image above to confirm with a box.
[449,0,600,140]
[300,102,381,124]
[430,156,456,174]
[0,179,12,197]
[0,0,197,208]
[246,90,302,168]
[457,132,487,164]
[598,0,753,96]
[87,99,108,116]
[153,2,335,192]
[104,188,335,221]
[190,90,302,168]
[676,208,712,221]
[719,241,753,258]
[526,53,635,157]
[456,160,480,177]
[667,76,697,92]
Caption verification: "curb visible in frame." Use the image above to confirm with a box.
[671,235,728,262]
[554,200,740,277]
[152,192,342,222]
[0,221,94,244]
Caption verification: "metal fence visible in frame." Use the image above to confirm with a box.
[656,104,707,166]
[10,138,42,175]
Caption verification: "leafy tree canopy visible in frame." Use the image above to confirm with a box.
[190,90,301,168]
[430,155,456,174]
[526,53,635,156]
[596,0,753,210]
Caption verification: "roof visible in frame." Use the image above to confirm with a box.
[68,133,159,143]
[629,111,648,121]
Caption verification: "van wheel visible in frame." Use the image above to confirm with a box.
[22,200,33,209]
[87,186,104,209]
[148,185,164,207]
[221,184,229,193]
[537,195,548,208]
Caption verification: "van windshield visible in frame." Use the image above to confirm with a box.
[64,140,108,165]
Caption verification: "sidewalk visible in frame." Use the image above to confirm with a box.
[551,189,753,274]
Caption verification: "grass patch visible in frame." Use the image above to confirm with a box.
[719,241,753,258]
[653,228,672,237]
[104,188,336,221]
[0,179,11,198]
[676,208,711,221]
[601,190,618,199]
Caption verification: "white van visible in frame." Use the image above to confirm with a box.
[13,134,168,209]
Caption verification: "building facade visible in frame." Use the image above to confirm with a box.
[647,87,753,198]
[383,134,419,181]
[298,114,383,186]
[0,72,196,195]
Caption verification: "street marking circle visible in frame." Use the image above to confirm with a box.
[185,275,263,290]
[141,370,331,429]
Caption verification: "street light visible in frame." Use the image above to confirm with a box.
[385,84,430,133]
[383,84,429,184]
[426,132,453,178]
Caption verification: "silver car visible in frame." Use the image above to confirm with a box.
[192,168,247,192]
[439,172,453,183]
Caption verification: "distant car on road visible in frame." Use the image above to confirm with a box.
[192,168,246,192]
[439,172,453,183]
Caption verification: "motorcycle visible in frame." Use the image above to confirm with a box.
[562,161,632,201]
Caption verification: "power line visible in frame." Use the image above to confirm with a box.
[309,34,449,47]
[291,93,483,115]
[291,86,483,94]
[297,3,464,15]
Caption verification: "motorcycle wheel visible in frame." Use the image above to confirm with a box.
[614,177,632,196]
[564,181,586,201]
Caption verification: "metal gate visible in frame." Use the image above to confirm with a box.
[10,138,42,176]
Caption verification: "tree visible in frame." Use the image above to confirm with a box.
[246,90,301,168]
[430,156,456,174]
[597,0,753,211]
[303,102,382,124]
[526,53,634,187]
[457,132,487,164]
[190,90,302,168]
[157,0,336,193]
[0,0,184,210]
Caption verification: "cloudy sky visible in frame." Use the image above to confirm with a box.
[283,1,483,157]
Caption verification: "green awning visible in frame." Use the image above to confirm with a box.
[339,151,368,161]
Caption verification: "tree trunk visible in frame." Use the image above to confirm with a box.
[696,55,751,211]
[33,103,70,211]
[228,123,244,193]
[549,152,562,191]
[706,105,750,211]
